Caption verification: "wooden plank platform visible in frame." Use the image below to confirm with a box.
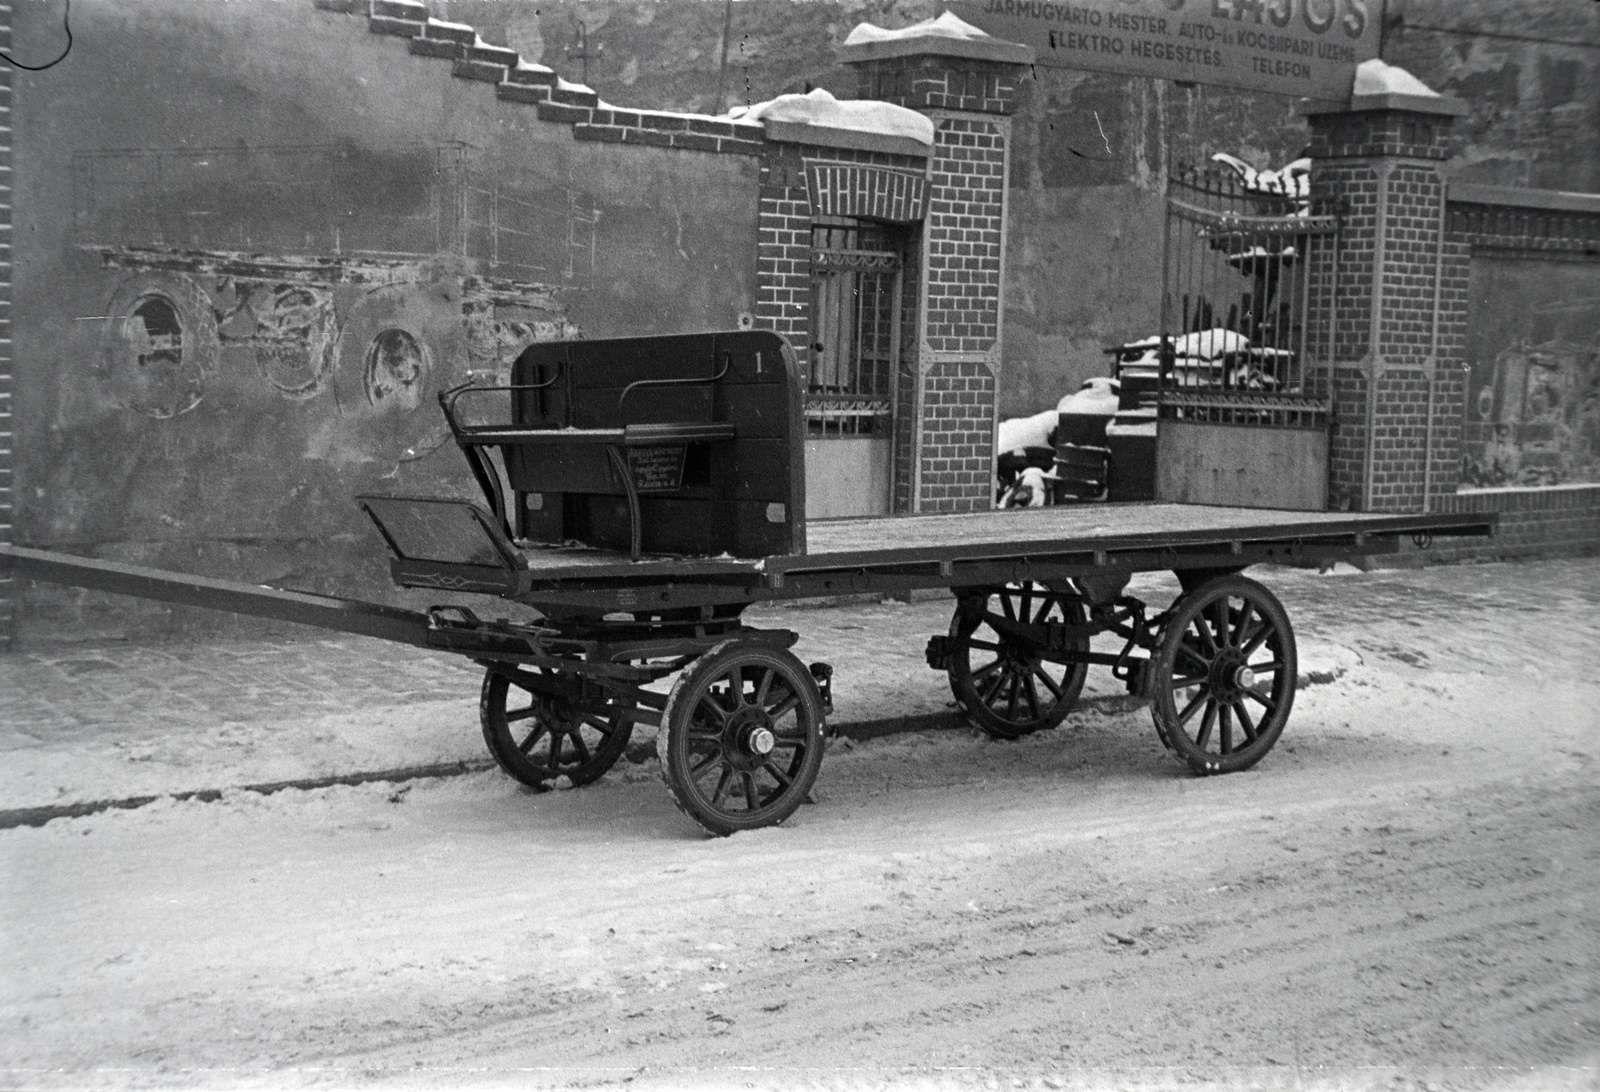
[514,503,1494,584]
[790,503,1472,567]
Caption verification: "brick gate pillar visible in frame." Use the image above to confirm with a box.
[841,27,1032,513]
[1300,86,1469,513]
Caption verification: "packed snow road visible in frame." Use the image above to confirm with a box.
[1,559,1596,1090]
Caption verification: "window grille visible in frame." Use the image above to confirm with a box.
[807,224,903,438]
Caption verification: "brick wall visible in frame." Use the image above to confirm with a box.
[1305,109,1452,164]
[923,116,1005,356]
[1413,484,1600,562]
[0,1,12,649]
[894,230,923,514]
[844,41,1027,515]
[909,113,1010,512]
[854,55,1022,116]
[755,142,930,382]
[756,152,813,375]
[1305,102,1467,513]
[919,362,995,514]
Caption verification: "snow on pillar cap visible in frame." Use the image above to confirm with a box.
[1302,58,1467,117]
[839,11,1034,66]
[729,87,935,155]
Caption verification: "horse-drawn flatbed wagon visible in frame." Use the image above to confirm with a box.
[3,331,1496,835]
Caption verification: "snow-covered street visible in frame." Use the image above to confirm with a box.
[2,559,1596,1090]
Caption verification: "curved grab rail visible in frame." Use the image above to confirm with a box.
[438,368,565,434]
[617,351,731,412]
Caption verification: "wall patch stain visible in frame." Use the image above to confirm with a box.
[248,285,339,399]
[1466,338,1600,486]
[99,271,218,418]
[364,327,430,410]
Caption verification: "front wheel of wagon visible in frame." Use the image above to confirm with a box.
[947,582,1090,740]
[480,667,633,789]
[657,641,825,836]
[1150,574,1297,775]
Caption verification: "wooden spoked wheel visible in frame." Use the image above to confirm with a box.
[657,641,825,836]
[946,582,1090,739]
[480,667,633,789]
[1149,575,1298,774]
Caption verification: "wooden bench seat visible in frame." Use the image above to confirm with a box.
[439,331,804,561]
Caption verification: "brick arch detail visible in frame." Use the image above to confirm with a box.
[805,164,928,224]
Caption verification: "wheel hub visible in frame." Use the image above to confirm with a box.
[725,705,776,769]
[1208,651,1254,700]
[538,695,580,735]
[1002,641,1037,672]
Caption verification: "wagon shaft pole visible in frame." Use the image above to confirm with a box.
[0,544,435,648]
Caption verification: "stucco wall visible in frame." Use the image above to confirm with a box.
[1384,0,1600,192]
[12,0,759,639]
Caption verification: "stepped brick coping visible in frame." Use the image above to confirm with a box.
[1299,91,1468,117]
[506,59,559,86]
[314,0,767,155]
[1449,482,1600,499]
[839,33,1032,67]
[764,119,930,159]
[1449,183,1600,216]
[423,18,475,44]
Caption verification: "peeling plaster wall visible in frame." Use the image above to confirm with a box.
[1384,0,1600,192]
[12,0,758,640]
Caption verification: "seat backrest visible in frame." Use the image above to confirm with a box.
[506,330,805,559]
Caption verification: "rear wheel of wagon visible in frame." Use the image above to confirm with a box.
[480,667,633,789]
[947,582,1090,739]
[658,641,825,836]
[1149,574,1297,775]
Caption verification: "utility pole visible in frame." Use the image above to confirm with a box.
[564,17,602,86]
[713,0,733,114]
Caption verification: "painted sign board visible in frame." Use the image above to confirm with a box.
[949,0,1383,101]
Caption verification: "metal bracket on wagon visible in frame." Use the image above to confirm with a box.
[809,662,835,717]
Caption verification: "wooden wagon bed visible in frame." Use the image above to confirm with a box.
[518,502,1486,577]
[362,491,1492,612]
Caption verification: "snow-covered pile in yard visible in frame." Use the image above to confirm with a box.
[1121,327,1251,362]
[1057,376,1120,417]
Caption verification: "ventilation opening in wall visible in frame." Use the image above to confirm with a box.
[101,272,216,419]
[111,291,204,418]
[127,294,183,371]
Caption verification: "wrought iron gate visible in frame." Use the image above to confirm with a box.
[1152,162,1341,508]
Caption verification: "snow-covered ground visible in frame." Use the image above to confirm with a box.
[1,559,1596,1090]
